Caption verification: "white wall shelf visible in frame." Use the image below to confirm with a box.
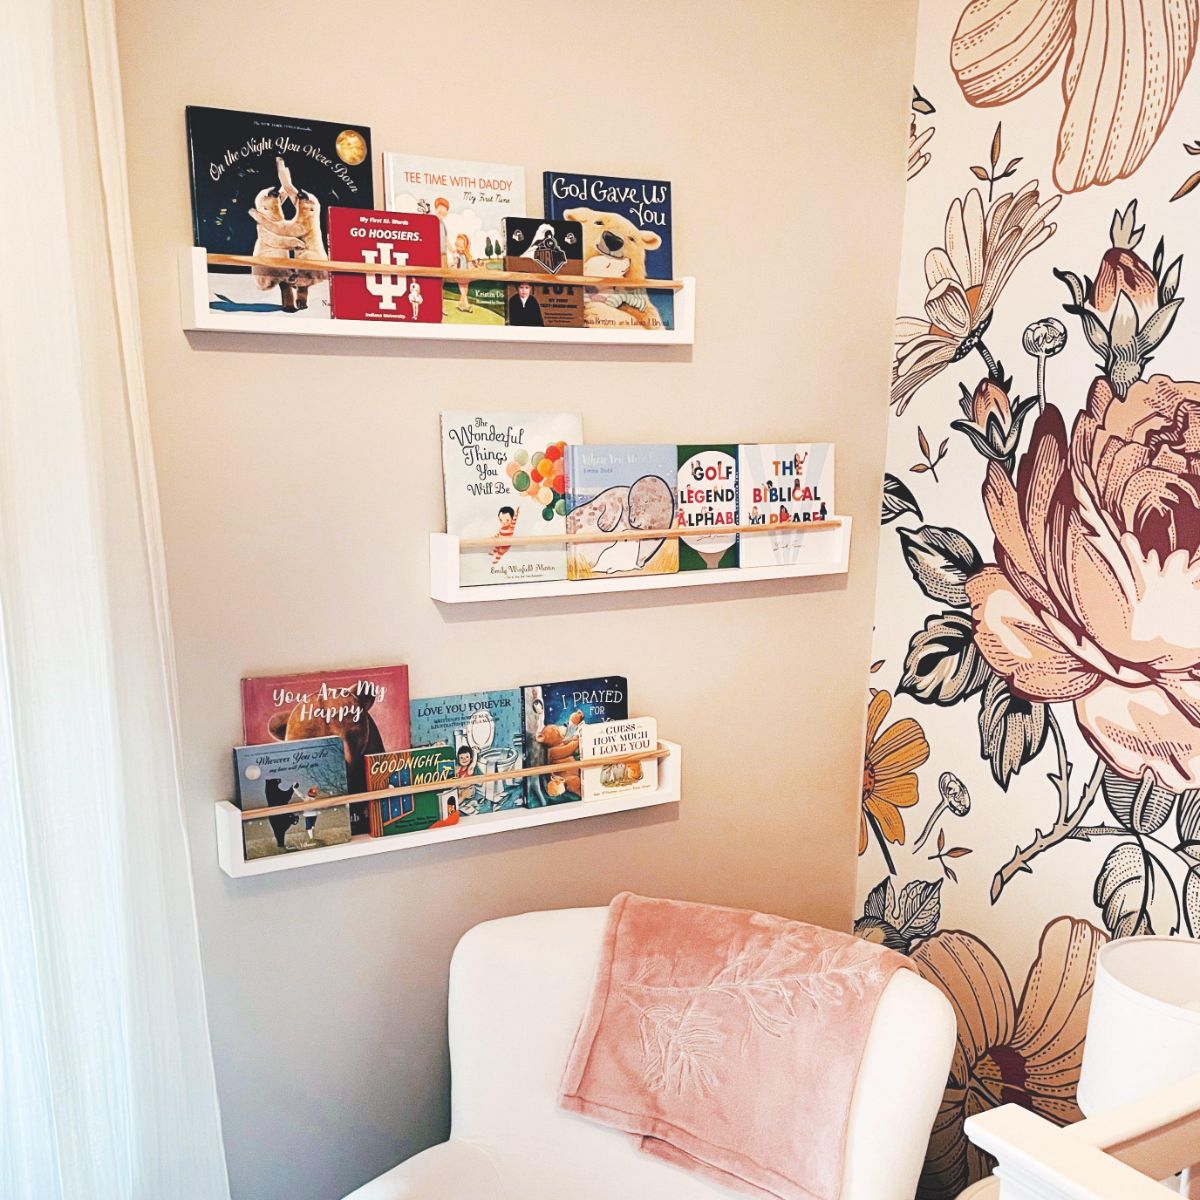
[428,519,852,603]
[178,248,695,345]
[215,739,681,878]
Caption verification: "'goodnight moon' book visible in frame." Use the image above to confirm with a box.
[677,444,739,571]
[186,106,373,319]
[365,747,456,838]
[737,444,835,568]
[440,412,583,586]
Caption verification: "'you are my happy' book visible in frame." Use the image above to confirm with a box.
[440,413,583,586]
[677,445,739,571]
[737,444,835,568]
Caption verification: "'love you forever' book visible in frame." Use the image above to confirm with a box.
[327,208,441,323]
[502,217,584,329]
[383,155,524,325]
[737,444,835,568]
[677,445,739,571]
[186,106,372,319]
[543,172,673,331]
[440,412,583,586]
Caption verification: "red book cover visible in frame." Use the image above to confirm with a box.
[328,207,441,322]
[240,665,411,836]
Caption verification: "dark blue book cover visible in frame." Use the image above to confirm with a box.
[542,172,673,331]
[521,677,629,806]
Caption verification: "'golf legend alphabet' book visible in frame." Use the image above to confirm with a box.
[737,444,835,567]
[677,444,739,570]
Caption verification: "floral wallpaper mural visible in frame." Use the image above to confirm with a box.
[856,2,1200,1195]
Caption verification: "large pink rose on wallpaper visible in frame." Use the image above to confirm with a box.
[967,377,1200,791]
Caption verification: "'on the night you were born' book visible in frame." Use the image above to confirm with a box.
[440,413,583,586]
[186,106,372,319]
[543,172,673,331]
[677,444,739,570]
[328,208,441,323]
[737,444,835,567]
[502,217,584,328]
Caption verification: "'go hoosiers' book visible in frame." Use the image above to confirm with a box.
[328,208,441,323]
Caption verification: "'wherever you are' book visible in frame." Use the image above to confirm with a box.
[564,445,679,580]
[365,747,457,837]
[328,208,441,323]
[383,155,524,325]
[440,412,583,587]
[502,217,584,329]
[737,444,835,568]
[677,444,739,571]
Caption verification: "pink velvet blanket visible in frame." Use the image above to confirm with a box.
[559,893,912,1200]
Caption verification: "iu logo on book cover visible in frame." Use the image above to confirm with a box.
[327,208,443,323]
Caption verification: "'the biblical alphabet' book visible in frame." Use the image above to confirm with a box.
[737,444,836,568]
[502,217,584,329]
[365,747,457,838]
[579,717,658,801]
[543,172,673,331]
[383,155,524,325]
[521,677,629,807]
[232,736,350,859]
[409,690,524,814]
[328,208,441,323]
[440,412,583,586]
[677,445,739,570]
[564,445,679,580]
[186,106,372,319]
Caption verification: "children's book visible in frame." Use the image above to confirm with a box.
[382,155,524,325]
[543,172,673,331]
[232,736,350,859]
[186,106,372,319]
[328,208,441,323]
[440,412,583,586]
[677,445,739,571]
[502,217,584,329]
[522,677,629,807]
[365,747,457,837]
[579,717,658,801]
[240,665,410,837]
[409,690,524,814]
[737,444,836,568]
[563,445,679,580]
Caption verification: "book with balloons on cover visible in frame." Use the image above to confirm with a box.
[440,412,583,586]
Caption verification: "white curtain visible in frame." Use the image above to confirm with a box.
[0,2,230,1198]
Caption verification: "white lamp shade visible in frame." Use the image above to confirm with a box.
[1078,935,1200,1117]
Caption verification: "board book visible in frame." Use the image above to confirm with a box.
[677,444,739,570]
[366,746,457,837]
[328,208,441,323]
[737,444,835,568]
[579,717,658,801]
[502,217,584,328]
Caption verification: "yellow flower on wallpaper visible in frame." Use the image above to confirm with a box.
[911,917,1106,1199]
[892,183,1059,413]
[952,0,1199,193]
[860,690,930,870]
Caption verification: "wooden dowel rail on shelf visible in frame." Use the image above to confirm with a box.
[235,742,672,822]
[205,251,686,292]
[456,518,842,550]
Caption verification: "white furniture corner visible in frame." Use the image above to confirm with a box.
[342,905,957,1200]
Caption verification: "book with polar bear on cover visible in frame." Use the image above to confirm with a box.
[543,172,673,331]
[383,155,524,325]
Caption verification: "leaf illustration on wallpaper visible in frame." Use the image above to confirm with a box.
[855,876,943,953]
[951,0,1200,193]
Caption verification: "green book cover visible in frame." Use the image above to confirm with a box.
[366,746,456,837]
[677,444,739,570]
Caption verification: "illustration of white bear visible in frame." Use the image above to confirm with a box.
[562,206,665,330]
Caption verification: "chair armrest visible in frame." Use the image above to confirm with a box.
[341,1139,508,1200]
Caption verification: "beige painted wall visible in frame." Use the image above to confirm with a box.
[114,3,917,1197]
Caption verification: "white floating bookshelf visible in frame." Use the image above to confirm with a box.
[428,519,852,603]
[215,740,681,878]
[178,248,695,345]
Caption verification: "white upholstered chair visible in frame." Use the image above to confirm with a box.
[344,906,957,1200]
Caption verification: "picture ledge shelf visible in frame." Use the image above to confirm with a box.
[428,518,852,603]
[215,739,681,878]
[178,247,695,345]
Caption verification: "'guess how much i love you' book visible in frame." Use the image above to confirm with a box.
[441,412,583,586]
[328,208,441,323]
[579,717,658,801]
[737,444,835,568]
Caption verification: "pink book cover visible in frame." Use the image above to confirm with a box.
[240,665,410,836]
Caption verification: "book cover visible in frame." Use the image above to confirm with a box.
[328,208,441,323]
[502,217,584,329]
[543,172,673,331]
[232,736,350,859]
[383,155,524,325]
[522,677,629,807]
[365,747,457,838]
[240,665,410,837]
[579,717,658,801]
[409,689,524,814]
[564,445,679,580]
[186,106,372,318]
[440,412,583,586]
[677,445,739,571]
[737,444,836,568]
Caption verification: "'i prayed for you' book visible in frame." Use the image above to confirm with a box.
[737,444,835,568]
[383,155,524,325]
[440,413,583,586]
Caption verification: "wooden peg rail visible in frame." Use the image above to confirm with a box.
[456,518,842,551]
[236,742,672,822]
[205,252,685,292]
